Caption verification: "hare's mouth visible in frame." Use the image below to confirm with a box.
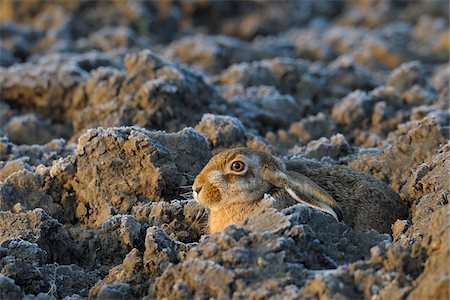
[193,190,199,202]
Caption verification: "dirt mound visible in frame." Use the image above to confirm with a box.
[0,1,448,299]
[156,206,390,299]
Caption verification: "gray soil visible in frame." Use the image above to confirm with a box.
[0,1,449,299]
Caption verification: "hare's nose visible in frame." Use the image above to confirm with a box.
[195,186,202,194]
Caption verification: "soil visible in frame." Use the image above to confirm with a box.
[0,1,448,299]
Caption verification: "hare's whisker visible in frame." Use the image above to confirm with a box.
[177,172,196,179]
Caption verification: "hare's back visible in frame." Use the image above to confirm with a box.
[285,160,408,233]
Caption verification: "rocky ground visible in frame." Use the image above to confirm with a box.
[0,1,449,299]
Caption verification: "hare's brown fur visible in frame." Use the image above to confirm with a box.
[193,148,408,234]
[285,159,409,233]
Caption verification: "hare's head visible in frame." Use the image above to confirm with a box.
[193,148,342,220]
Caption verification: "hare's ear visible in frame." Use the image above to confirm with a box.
[262,168,343,221]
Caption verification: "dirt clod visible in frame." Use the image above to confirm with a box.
[0,1,448,299]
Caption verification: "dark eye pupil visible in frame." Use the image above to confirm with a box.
[231,161,244,171]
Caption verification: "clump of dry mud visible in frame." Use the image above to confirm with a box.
[0,1,449,299]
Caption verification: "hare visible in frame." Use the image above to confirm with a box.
[192,147,408,234]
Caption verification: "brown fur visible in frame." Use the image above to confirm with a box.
[193,148,408,234]
[284,159,409,233]
[209,202,264,233]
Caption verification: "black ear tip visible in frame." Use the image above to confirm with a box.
[335,206,344,221]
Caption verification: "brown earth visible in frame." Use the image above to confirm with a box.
[0,1,449,299]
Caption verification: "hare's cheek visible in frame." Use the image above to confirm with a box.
[203,185,221,205]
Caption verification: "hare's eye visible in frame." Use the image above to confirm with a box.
[230,161,245,172]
